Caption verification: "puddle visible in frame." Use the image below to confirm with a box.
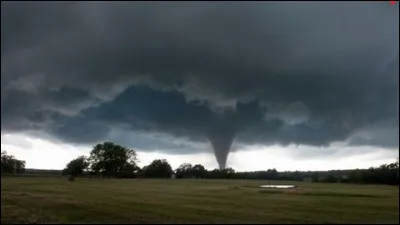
[259,185,297,189]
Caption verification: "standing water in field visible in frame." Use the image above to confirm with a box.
[260,185,297,189]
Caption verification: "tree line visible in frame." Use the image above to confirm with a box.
[1,151,26,174]
[2,142,399,185]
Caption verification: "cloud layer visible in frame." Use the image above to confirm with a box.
[1,2,398,168]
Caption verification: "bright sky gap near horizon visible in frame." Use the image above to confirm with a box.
[1,2,399,171]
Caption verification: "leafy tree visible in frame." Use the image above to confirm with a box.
[119,162,140,178]
[396,157,399,180]
[325,174,338,183]
[1,151,26,174]
[206,168,235,179]
[192,164,207,178]
[88,142,138,178]
[63,156,89,177]
[387,158,399,169]
[175,163,193,178]
[224,167,236,179]
[142,159,173,178]
[174,163,207,179]
[311,173,319,183]
[15,159,26,174]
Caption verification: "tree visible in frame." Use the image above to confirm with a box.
[63,156,89,177]
[142,159,173,178]
[1,151,14,173]
[15,160,26,174]
[206,168,236,179]
[119,162,140,178]
[175,163,193,178]
[88,142,138,178]
[1,151,26,175]
[192,164,207,178]
[396,157,399,180]
[224,167,236,179]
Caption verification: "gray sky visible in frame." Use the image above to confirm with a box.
[1,2,398,170]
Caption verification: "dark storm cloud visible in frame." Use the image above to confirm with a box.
[1,2,398,167]
[0,2,81,55]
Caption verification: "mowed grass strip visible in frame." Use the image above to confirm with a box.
[1,177,399,224]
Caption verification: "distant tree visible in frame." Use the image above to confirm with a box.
[119,162,140,178]
[396,157,399,180]
[88,142,139,178]
[387,158,399,169]
[192,164,207,178]
[175,163,193,178]
[15,159,26,174]
[324,174,338,183]
[1,151,14,173]
[142,159,173,178]
[63,156,89,177]
[206,168,235,179]
[1,151,26,174]
[224,167,235,179]
[311,173,319,183]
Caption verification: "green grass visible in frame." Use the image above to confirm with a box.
[1,177,399,224]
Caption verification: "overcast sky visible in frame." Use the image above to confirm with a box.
[1,2,398,171]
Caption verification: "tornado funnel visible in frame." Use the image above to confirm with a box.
[208,131,235,170]
[206,110,238,170]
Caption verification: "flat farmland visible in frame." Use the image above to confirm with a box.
[1,177,399,224]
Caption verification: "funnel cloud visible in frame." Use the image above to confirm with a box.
[1,2,398,169]
[207,115,238,169]
[209,136,234,170]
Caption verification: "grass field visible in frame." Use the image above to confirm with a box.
[1,177,399,224]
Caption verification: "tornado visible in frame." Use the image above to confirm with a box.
[207,116,237,170]
[208,133,235,170]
